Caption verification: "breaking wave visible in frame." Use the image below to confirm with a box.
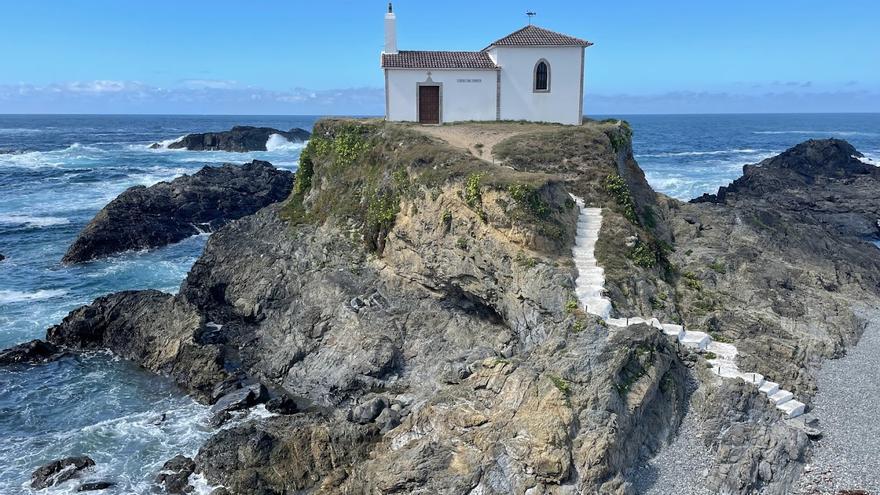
[0,289,68,304]
[265,133,304,152]
[0,214,70,228]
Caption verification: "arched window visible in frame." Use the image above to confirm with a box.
[534,59,550,92]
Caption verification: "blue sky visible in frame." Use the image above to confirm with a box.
[0,0,877,115]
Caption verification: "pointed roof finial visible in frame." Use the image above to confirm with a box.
[388,2,393,13]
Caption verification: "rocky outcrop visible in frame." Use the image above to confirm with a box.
[36,120,690,494]
[0,339,65,364]
[23,121,880,494]
[157,126,310,152]
[0,253,5,261]
[31,456,95,489]
[62,160,293,263]
[155,455,196,494]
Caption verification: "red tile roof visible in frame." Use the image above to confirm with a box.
[382,50,498,69]
[486,25,592,48]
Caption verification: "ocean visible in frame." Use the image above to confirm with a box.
[0,113,878,493]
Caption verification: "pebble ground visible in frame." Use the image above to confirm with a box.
[628,376,714,495]
[795,314,880,494]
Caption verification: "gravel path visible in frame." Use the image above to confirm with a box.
[629,376,714,495]
[796,313,880,494]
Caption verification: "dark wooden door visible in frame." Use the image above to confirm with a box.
[418,85,440,124]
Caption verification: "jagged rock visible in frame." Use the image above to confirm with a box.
[0,253,5,261]
[160,126,310,152]
[0,339,65,365]
[46,290,228,402]
[31,456,95,489]
[62,160,293,263]
[210,383,269,415]
[155,455,196,494]
[77,481,115,491]
[348,397,388,424]
[265,396,298,415]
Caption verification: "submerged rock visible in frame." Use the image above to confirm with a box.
[155,455,196,494]
[157,126,310,152]
[77,481,115,492]
[0,339,65,365]
[62,160,293,263]
[31,456,95,489]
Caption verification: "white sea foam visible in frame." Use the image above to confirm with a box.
[0,143,105,169]
[0,213,70,227]
[855,154,879,166]
[265,133,304,152]
[753,130,879,137]
[0,127,42,134]
[0,289,67,304]
[133,135,186,151]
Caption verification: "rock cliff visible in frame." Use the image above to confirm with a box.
[158,126,310,152]
[38,119,689,494]
[8,120,879,494]
[62,160,293,263]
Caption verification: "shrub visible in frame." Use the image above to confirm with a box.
[703,351,718,360]
[604,174,638,224]
[464,172,484,209]
[507,184,550,219]
[708,260,726,274]
[564,298,580,314]
[548,374,571,396]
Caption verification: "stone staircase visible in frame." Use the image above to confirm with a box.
[569,196,805,418]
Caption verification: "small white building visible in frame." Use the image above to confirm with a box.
[380,4,592,125]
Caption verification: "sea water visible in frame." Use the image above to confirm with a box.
[0,113,878,493]
[0,115,315,493]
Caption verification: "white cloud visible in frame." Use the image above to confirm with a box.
[0,80,385,114]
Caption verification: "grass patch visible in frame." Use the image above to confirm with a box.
[548,374,571,396]
[708,260,726,274]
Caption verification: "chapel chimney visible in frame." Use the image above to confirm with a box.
[384,3,398,54]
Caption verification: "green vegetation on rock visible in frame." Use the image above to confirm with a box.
[605,174,638,225]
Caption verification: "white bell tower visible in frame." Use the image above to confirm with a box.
[384,3,398,54]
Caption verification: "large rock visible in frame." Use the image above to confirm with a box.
[155,455,196,494]
[0,339,65,365]
[160,126,310,152]
[62,160,293,263]
[31,456,95,489]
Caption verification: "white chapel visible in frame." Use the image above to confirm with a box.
[380,3,592,125]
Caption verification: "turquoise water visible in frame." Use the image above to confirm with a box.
[0,113,877,493]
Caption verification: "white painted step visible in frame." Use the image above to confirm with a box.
[769,390,794,405]
[778,399,805,418]
[759,381,779,396]
[661,324,684,338]
[679,331,711,351]
[736,372,764,389]
[584,298,612,319]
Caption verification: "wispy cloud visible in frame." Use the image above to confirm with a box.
[0,80,385,114]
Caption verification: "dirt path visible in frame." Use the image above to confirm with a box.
[412,123,563,163]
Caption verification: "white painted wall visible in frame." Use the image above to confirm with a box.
[492,46,584,125]
[385,69,497,123]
